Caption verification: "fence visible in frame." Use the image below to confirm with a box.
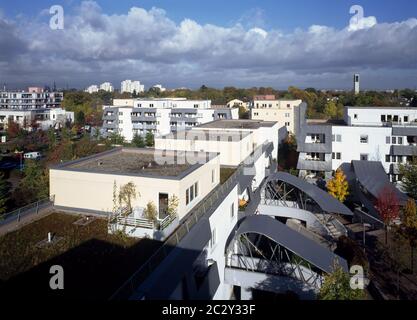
[0,196,55,227]
[110,164,244,300]
[108,209,177,231]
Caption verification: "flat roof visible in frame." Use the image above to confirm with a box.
[347,106,417,110]
[159,129,252,141]
[198,119,277,129]
[53,148,218,179]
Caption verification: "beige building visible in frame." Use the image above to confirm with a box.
[250,99,302,137]
[50,148,220,222]
[112,99,135,107]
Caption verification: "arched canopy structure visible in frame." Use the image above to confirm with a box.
[261,172,353,216]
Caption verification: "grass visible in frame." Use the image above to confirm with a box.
[0,212,162,300]
[220,167,237,185]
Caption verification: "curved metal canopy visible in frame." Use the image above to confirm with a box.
[264,172,353,216]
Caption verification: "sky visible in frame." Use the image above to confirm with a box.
[1,0,417,90]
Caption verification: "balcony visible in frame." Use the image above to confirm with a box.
[297,159,332,172]
[391,145,417,156]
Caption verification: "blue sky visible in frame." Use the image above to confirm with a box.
[1,0,417,89]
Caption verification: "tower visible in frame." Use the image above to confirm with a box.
[353,74,360,95]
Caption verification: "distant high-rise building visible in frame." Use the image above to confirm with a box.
[85,85,99,94]
[99,82,114,92]
[354,74,360,95]
[121,80,145,94]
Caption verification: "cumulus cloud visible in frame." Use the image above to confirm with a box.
[1,1,417,89]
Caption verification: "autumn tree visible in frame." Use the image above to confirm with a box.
[318,261,366,300]
[327,169,349,202]
[324,101,338,119]
[402,199,417,272]
[375,186,400,244]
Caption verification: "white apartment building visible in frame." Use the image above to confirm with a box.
[99,82,114,92]
[152,84,166,92]
[0,88,63,109]
[0,108,74,131]
[102,99,239,141]
[85,85,99,94]
[121,80,145,94]
[250,97,302,139]
[297,104,417,181]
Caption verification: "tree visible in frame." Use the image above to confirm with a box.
[6,120,20,139]
[145,132,154,147]
[0,173,10,215]
[238,106,249,119]
[143,201,158,222]
[375,186,400,244]
[75,110,86,126]
[402,199,417,272]
[118,182,138,214]
[108,132,125,145]
[323,101,338,119]
[319,261,366,300]
[132,133,145,148]
[399,158,417,199]
[166,195,179,218]
[327,169,349,202]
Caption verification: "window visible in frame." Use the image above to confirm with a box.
[360,154,369,161]
[360,135,368,144]
[210,228,216,248]
[212,169,215,183]
[392,137,397,144]
[386,136,391,144]
[332,152,335,160]
[385,155,391,163]
[398,137,403,145]
[118,112,123,116]
[186,189,189,205]
[381,115,386,122]
[336,153,341,160]
[194,182,199,198]
[354,114,358,120]
[285,122,290,127]
[332,134,335,142]
[336,135,342,142]
[404,116,409,123]
[186,182,198,205]
[230,203,235,219]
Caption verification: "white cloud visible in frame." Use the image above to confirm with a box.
[1,1,417,89]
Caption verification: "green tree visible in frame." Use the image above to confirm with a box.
[399,158,417,199]
[108,132,125,145]
[132,133,145,148]
[323,100,338,119]
[75,110,86,126]
[238,106,249,119]
[319,261,366,300]
[47,128,57,150]
[402,199,417,272]
[0,173,10,215]
[143,201,158,222]
[145,132,154,147]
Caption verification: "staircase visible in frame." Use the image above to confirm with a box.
[316,214,345,240]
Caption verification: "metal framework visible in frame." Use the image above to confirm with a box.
[226,232,324,290]
[262,180,322,214]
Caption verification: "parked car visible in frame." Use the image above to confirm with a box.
[24,152,42,160]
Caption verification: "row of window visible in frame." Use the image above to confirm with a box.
[385,155,413,163]
[332,152,369,161]
[185,182,199,206]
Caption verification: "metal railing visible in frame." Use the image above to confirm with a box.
[0,196,54,227]
[109,209,177,231]
[110,164,244,300]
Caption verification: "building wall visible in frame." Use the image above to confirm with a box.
[113,99,135,107]
[50,154,220,221]
[345,107,417,126]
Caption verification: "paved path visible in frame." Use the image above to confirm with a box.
[0,207,54,237]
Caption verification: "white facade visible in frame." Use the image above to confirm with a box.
[297,105,417,181]
[121,80,145,94]
[0,89,63,109]
[0,108,74,131]
[99,82,114,92]
[102,99,238,141]
[85,85,99,94]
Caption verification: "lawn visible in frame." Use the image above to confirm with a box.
[0,212,162,300]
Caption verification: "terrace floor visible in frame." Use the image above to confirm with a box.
[0,212,162,300]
